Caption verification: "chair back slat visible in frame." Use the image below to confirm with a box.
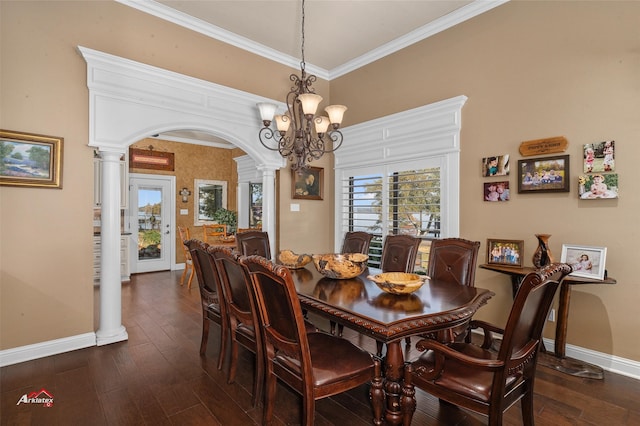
[380,235,421,272]
[236,231,271,259]
[427,238,480,287]
[341,231,373,255]
[241,256,307,359]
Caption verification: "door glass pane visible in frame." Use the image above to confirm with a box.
[137,187,162,260]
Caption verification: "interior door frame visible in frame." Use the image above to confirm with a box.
[128,173,176,274]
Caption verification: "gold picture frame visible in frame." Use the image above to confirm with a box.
[0,129,63,189]
[487,239,524,267]
[291,166,323,200]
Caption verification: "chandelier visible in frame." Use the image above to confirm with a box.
[257,0,346,173]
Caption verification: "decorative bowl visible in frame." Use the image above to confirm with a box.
[368,272,427,295]
[278,249,313,269]
[312,253,369,280]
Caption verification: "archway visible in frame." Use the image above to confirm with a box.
[80,46,285,345]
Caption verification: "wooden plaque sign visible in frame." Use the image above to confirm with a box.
[129,147,175,171]
[519,136,568,156]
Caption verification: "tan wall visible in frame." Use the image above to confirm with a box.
[332,0,640,361]
[1,0,638,365]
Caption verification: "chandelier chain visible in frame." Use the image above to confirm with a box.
[300,0,306,72]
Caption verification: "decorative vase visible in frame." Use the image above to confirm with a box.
[532,234,554,268]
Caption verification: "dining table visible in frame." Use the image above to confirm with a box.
[289,265,495,426]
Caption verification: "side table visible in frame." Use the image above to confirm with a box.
[479,263,616,379]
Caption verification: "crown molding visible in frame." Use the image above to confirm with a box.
[116,0,508,81]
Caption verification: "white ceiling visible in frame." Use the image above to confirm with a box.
[121,0,508,145]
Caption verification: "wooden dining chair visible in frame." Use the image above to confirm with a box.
[331,231,374,335]
[202,223,227,243]
[427,237,481,287]
[415,237,481,344]
[240,255,381,426]
[177,225,195,288]
[209,246,264,407]
[409,263,573,426]
[341,231,373,255]
[186,239,229,370]
[235,230,271,259]
[380,234,421,273]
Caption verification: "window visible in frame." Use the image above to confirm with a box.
[194,179,227,226]
[334,96,467,272]
[339,164,442,271]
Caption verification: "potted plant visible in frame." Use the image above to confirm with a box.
[212,208,237,234]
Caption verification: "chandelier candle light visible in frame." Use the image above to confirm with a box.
[257,0,346,173]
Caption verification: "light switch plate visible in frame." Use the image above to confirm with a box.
[180,209,189,215]
[290,203,300,212]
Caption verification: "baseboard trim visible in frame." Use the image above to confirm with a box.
[542,338,640,380]
[0,332,97,367]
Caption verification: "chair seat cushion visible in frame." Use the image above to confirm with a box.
[275,332,374,387]
[413,343,520,402]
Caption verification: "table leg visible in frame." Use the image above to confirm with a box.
[383,340,416,426]
[537,281,604,379]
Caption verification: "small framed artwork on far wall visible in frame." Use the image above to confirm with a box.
[291,166,323,200]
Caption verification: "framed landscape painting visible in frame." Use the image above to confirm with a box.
[0,129,63,188]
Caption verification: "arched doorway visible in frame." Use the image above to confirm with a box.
[80,46,284,345]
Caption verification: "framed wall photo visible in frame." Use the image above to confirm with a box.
[583,140,615,173]
[517,154,570,193]
[292,166,323,200]
[578,174,618,199]
[0,129,63,189]
[487,239,524,267]
[560,244,607,280]
[484,181,510,202]
[482,154,510,177]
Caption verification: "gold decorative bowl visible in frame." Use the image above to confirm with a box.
[278,250,313,269]
[312,253,369,280]
[368,272,427,295]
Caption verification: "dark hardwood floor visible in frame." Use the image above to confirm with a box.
[2,270,639,425]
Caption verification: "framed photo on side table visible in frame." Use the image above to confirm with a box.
[487,239,524,267]
[560,244,607,280]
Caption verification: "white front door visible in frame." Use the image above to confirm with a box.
[129,173,175,273]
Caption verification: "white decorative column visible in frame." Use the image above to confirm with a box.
[236,182,250,229]
[260,167,277,256]
[96,150,128,346]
